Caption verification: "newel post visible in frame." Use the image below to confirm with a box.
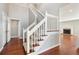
[26,30,30,54]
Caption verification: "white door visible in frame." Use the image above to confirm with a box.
[7,18,20,42]
[10,20,19,38]
[2,12,7,45]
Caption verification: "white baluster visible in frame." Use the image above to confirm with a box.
[45,11,47,35]
[23,29,25,43]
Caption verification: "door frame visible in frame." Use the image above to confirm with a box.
[7,17,21,42]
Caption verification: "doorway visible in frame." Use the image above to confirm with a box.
[10,20,20,38]
[7,18,20,43]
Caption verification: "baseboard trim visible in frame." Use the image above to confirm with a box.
[0,42,7,52]
[28,43,60,55]
[19,37,23,39]
[11,36,23,39]
[0,46,4,52]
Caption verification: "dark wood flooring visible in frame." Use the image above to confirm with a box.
[40,46,79,55]
[40,46,60,55]
[40,34,79,55]
[1,35,79,55]
[0,38,26,55]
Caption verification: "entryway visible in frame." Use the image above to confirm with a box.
[7,18,21,43]
[10,20,19,38]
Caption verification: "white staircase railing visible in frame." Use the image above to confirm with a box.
[23,6,47,54]
[23,22,36,42]
[29,4,45,17]
[27,15,47,54]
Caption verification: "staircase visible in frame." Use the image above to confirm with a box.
[23,5,48,54]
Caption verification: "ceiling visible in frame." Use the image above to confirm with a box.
[35,3,68,16]
[7,3,68,16]
[60,3,79,21]
[6,3,79,21]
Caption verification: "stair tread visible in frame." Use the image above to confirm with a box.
[23,34,49,54]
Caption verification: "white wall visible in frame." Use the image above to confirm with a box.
[29,8,35,25]
[8,4,29,38]
[60,21,74,35]
[47,16,58,31]
[0,3,7,51]
[60,4,79,21]
[60,4,79,48]
[60,20,79,35]
[60,20,79,47]
[0,16,3,50]
[37,3,67,16]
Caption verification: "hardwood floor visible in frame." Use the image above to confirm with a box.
[0,38,26,55]
[59,34,77,55]
[1,34,79,55]
[40,46,59,55]
[40,34,79,55]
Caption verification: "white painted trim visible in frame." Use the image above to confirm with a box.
[2,11,7,48]
[47,13,58,18]
[60,18,79,22]
[11,36,22,40]
[29,7,37,17]
[8,17,21,21]
[11,36,19,38]
[7,17,11,43]
[19,37,23,39]
[18,20,21,37]
[28,43,60,55]
[13,4,29,8]
[29,4,44,17]
[33,6,45,17]
[0,46,4,52]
